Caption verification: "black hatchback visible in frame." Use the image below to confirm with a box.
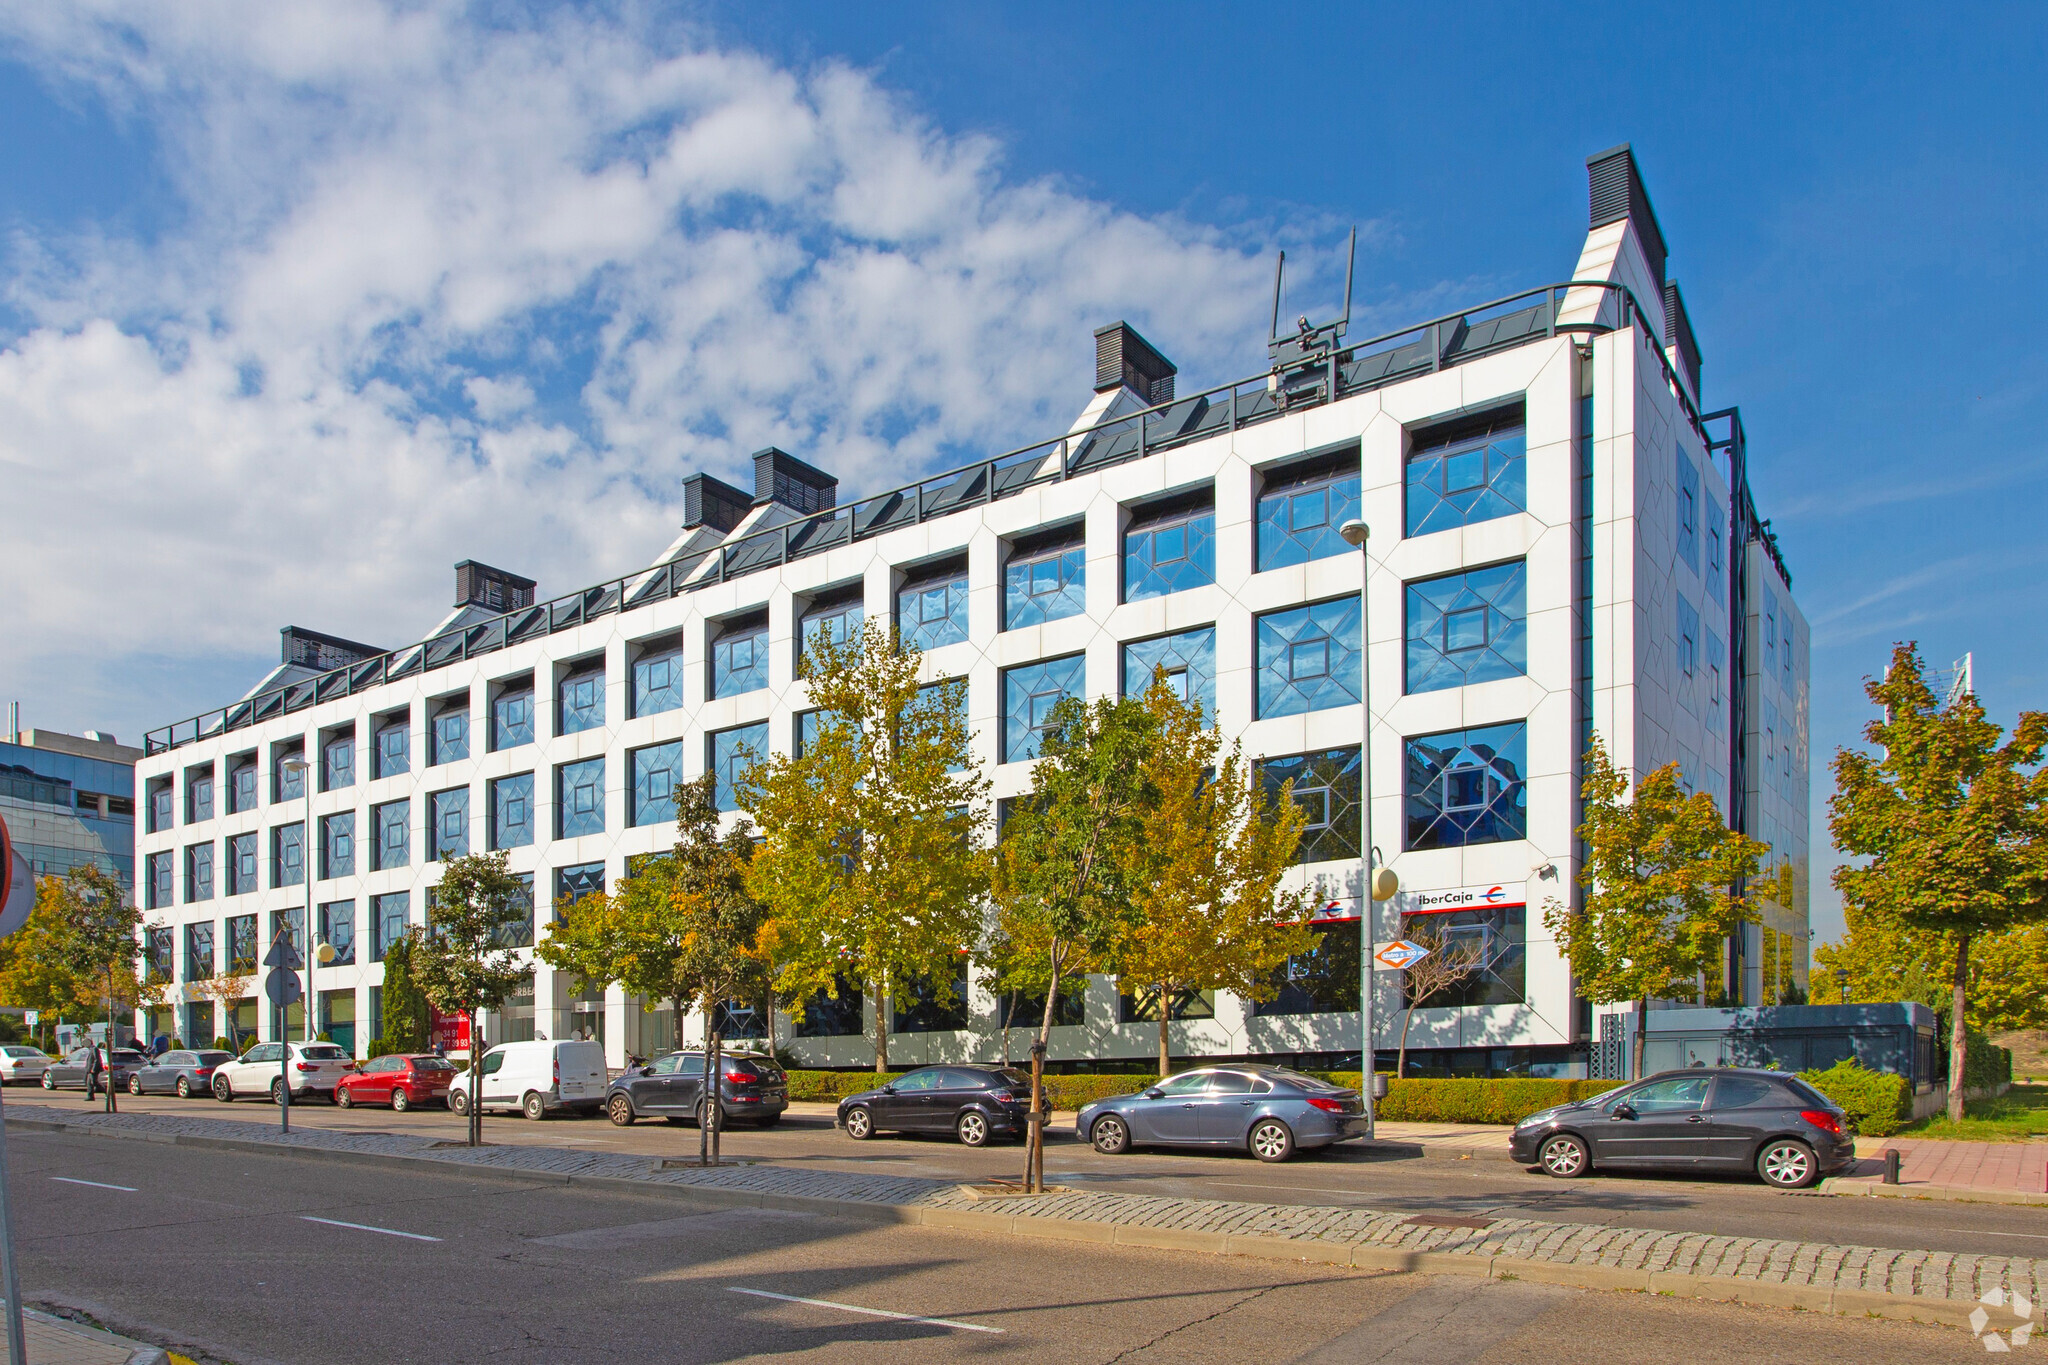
[1508,1068,1856,1189]
[837,1065,1033,1147]
[605,1051,789,1128]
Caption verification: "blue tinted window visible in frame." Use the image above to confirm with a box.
[428,787,470,860]
[1004,545,1085,630]
[1257,469,1361,571]
[1676,595,1700,679]
[1405,562,1528,693]
[795,708,839,759]
[431,706,470,765]
[274,749,305,802]
[490,773,535,849]
[799,600,864,666]
[630,742,684,827]
[492,687,534,750]
[912,682,968,773]
[320,812,355,880]
[632,645,685,717]
[712,623,769,699]
[555,863,605,918]
[559,666,605,734]
[1258,748,1362,864]
[373,799,410,870]
[228,759,259,813]
[184,922,214,977]
[375,718,409,779]
[1705,496,1726,603]
[1406,422,1526,537]
[899,575,969,650]
[1124,509,1215,601]
[1675,447,1700,573]
[226,833,257,895]
[709,724,768,812]
[1256,598,1362,719]
[558,759,605,839]
[146,852,173,910]
[319,901,355,966]
[320,739,351,793]
[185,843,213,902]
[272,822,305,888]
[187,769,214,823]
[227,914,257,971]
[1406,722,1528,849]
[370,892,409,963]
[1121,628,1217,722]
[1002,654,1085,762]
[149,781,173,833]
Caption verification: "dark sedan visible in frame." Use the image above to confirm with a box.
[837,1066,1032,1147]
[1508,1068,1856,1189]
[40,1047,148,1091]
[129,1049,233,1098]
[1076,1065,1368,1162]
[606,1051,789,1128]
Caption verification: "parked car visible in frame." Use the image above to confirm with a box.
[1075,1066,1368,1162]
[337,1053,457,1111]
[0,1046,51,1084]
[837,1065,1032,1147]
[606,1050,790,1128]
[1507,1068,1855,1189]
[212,1041,356,1103]
[41,1047,148,1091]
[129,1049,233,1098]
[447,1040,607,1120]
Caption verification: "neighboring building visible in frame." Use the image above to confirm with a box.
[134,146,1809,1074]
[1,726,140,888]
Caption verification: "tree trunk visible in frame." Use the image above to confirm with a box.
[1398,1003,1415,1079]
[1157,984,1171,1079]
[708,1030,724,1166]
[1948,931,1972,1124]
[1633,997,1648,1081]
[1019,974,1060,1192]
[105,969,117,1114]
[698,1022,714,1166]
[873,979,889,1072]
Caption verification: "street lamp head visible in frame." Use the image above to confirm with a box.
[280,756,311,775]
[1338,518,1370,549]
[316,942,337,966]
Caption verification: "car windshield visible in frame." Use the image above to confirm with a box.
[414,1057,456,1071]
[109,1051,145,1063]
[1259,1066,1342,1091]
[297,1045,348,1060]
[1782,1078,1833,1109]
[195,1052,232,1064]
[3,1047,42,1059]
[994,1069,1031,1091]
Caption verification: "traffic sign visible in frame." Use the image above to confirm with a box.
[263,966,303,1007]
[1374,940,1432,971]
[262,939,303,971]
[0,816,34,941]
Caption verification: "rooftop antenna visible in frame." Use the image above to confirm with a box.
[1268,250,1286,342]
[1338,225,1356,340]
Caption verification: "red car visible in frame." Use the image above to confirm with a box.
[336,1054,458,1112]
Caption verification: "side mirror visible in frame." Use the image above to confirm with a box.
[881,1085,896,1095]
[1612,1103,1638,1121]
[1143,1089,1163,1100]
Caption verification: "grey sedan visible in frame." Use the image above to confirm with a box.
[129,1049,235,1098]
[1076,1065,1369,1162]
[40,1047,148,1091]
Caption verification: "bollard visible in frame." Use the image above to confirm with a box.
[1882,1149,1901,1185]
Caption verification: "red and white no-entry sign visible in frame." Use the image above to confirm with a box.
[0,815,35,941]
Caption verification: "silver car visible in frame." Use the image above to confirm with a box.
[0,1046,51,1084]
[1076,1065,1369,1162]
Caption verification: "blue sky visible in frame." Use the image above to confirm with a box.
[2,4,2043,947]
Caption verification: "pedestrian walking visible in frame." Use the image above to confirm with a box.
[82,1045,102,1104]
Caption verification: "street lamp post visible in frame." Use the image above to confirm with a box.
[279,753,316,1135]
[1338,518,1385,1139]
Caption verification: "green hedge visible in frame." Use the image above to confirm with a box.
[1307,1075,1625,1125]
[1966,1034,2013,1090]
[1798,1060,1911,1137]
[784,1070,1165,1110]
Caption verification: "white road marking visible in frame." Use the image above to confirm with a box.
[301,1216,441,1242]
[1206,1180,1376,1198]
[727,1287,1004,1333]
[1946,1227,2048,1240]
[51,1177,136,1192]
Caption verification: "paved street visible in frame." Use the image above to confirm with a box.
[5,1129,2000,1364]
[44,1089,2048,1261]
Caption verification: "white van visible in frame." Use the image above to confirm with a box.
[447,1040,607,1120]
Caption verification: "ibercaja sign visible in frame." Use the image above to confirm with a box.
[1406,882,1527,916]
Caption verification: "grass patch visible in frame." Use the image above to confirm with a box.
[1901,1083,2048,1141]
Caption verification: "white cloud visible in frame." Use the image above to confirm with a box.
[0,4,1300,736]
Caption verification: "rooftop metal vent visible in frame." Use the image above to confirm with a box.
[280,625,385,671]
[753,447,837,515]
[1662,281,1703,398]
[1586,143,1668,288]
[453,560,536,612]
[682,472,752,533]
[1094,321,1176,404]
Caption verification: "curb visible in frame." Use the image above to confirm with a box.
[1819,1178,2048,1209]
[6,1116,1997,1331]
[22,1305,169,1365]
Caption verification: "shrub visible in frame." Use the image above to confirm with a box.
[1799,1059,1911,1137]
[1319,1076,1626,1125]
[210,1036,233,1052]
[1965,1032,2013,1090]
[365,1036,404,1060]
[783,1070,904,1102]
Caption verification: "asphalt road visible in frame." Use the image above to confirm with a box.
[4,1130,1997,1365]
[43,1089,2048,1261]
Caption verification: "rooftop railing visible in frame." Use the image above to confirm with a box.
[145,279,1687,757]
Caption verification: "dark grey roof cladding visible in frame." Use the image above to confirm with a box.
[1662,281,1703,398]
[1586,144,1668,288]
[682,471,752,533]
[1094,321,1176,403]
[280,625,385,670]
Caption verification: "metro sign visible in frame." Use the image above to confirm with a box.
[1407,882,1526,915]
[1374,940,1432,971]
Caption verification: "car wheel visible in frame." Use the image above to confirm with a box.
[336,1086,354,1109]
[392,1088,413,1113]
[607,1094,636,1126]
[843,1105,874,1141]
[176,1076,192,1100]
[523,1092,547,1122]
[956,1111,990,1147]
[1249,1118,1295,1163]
[1091,1115,1130,1155]
[1538,1133,1591,1178]
[269,1079,284,1105]
[214,1076,232,1102]
[448,1087,470,1117]
[1757,1138,1818,1189]
[128,1075,143,1096]
[39,1073,53,1091]
[694,1100,716,1130]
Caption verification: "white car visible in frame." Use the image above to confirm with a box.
[447,1039,606,1120]
[0,1047,50,1084]
[212,1041,356,1103]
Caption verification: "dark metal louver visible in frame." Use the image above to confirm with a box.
[1093,321,1176,402]
[1586,144,1667,287]
[1662,281,1703,398]
[682,472,752,533]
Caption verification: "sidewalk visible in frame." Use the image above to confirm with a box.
[1826,1136,2048,1206]
[5,1308,167,1364]
[9,1102,2040,1332]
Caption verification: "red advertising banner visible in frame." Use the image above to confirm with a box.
[429,1008,471,1053]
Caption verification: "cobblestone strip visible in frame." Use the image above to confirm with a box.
[13,1104,2043,1311]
